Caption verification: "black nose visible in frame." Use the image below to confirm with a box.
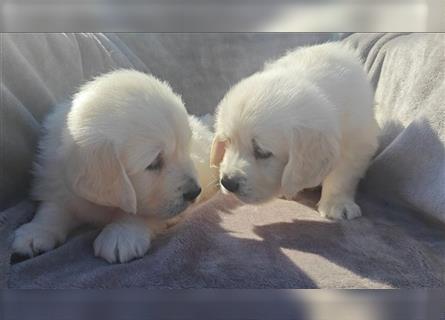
[220,175,239,193]
[183,184,202,202]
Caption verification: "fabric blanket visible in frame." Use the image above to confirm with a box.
[345,33,445,225]
[1,33,444,288]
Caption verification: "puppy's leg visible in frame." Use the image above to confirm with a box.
[93,215,151,263]
[318,150,373,220]
[12,201,80,256]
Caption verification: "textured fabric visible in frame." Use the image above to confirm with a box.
[345,33,445,224]
[1,33,445,288]
[4,192,445,288]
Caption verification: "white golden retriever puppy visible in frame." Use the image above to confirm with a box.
[13,69,217,263]
[211,43,379,220]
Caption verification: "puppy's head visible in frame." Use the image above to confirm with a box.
[63,70,201,219]
[211,71,340,204]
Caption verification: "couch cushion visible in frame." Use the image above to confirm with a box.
[345,33,445,224]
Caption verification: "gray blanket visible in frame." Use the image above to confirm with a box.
[1,33,444,288]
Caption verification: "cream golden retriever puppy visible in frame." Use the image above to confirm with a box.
[211,43,379,220]
[13,69,217,263]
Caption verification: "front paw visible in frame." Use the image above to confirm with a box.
[12,223,63,257]
[318,199,362,220]
[94,220,151,263]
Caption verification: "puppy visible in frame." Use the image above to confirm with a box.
[210,43,379,220]
[13,69,218,263]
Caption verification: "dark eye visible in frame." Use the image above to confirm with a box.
[146,153,163,171]
[253,139,272,160]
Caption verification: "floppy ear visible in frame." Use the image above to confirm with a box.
[64,141,137,214]
[281,127,340,199]
[210,136,227,168]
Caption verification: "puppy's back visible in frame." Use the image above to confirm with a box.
[265,42,362,73]
[267,42,375,133]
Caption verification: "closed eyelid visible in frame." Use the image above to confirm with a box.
[252,138,273,159]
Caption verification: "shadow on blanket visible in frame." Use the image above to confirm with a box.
[7,191,445,288]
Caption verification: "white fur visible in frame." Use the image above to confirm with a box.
[212,42,379,220]
[13,69,217,263]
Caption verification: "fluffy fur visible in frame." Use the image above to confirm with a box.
[211,42,379,220]
[13,69,218,263]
